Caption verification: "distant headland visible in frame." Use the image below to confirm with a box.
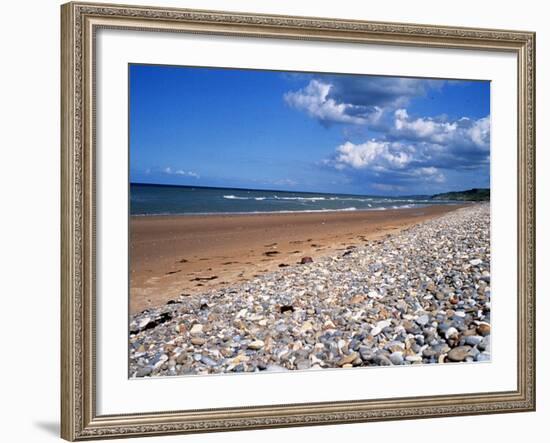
[431,188,490,201]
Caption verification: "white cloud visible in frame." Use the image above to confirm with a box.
[164,167,200,178]
[333,140,413,171]
[394,109,458,143]
[328,140,446,185]
[393,109,489,150]
[411,166,446,183]
[284,77,445,127]
[466,116,490,148]
[284,80,382,126]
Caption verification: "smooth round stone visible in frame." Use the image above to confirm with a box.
[416,314,430,326]
[248,340,265,350]
[359,346,375,362]
[337,352,358,367]
[200,355,218,367]
[389,352,404,365]
[136,366,153,377]
[374,355,392,366]
[447,346,472,362]
[464,335,484,346]
[477,323,491,336]
[423,348,437,358]
[191,337,206,346]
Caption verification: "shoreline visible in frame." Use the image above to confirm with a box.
[130,203,464,217]
[130,204,468,314]
[129,203,491,376]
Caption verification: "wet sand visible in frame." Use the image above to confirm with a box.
[130,205,466,314]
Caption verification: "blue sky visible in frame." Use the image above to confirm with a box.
[130,64,490,196]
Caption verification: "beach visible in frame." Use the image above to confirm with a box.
[129,203,490,376]
[130,204,466,314]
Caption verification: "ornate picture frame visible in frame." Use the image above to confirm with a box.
[61,1,535,440]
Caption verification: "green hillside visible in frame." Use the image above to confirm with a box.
[430,188,490,201]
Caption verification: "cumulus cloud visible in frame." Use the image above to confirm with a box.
[284,77,443,127]
[333,140,413,171]
[392,109,490,150]
[329,140,446,184]
[164,167,200,178]
[284,75,489,192]
[284,80,383,126]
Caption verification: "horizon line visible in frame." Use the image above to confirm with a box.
[130,181,488,198]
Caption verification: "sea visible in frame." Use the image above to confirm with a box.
[130,183,460,216]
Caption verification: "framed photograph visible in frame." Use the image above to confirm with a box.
[61,1,536,440]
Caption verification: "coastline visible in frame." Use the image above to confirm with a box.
[130,204,467,314]
[129,203,490,376]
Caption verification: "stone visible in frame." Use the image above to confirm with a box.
[248,340,265,350]
[200,355,217,367]
[447,346,472,362]
[389,352,404,365]
[464,335,484,347]
[190,324,204,336]
[191,337,206,346]
[376,319,392,330]
[477,323,491,336]
[295,359,311,370]
[374,354,392,366]
[469,259,483,266]
[416,314,430,326]
[370,326,382,337]
[136,366,153,377]
[337,352,358,367]
[349,294,365,304]
[445,327,459,340]
[300,257,313,264]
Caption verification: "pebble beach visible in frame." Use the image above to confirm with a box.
[129,203,490,377]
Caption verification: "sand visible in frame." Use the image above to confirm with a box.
[129,204,467,314]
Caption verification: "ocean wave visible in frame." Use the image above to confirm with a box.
[223,195,250,200]
[273,196,327,201]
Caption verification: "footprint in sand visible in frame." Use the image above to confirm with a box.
[190,276,218,282]
[165,270,181,275]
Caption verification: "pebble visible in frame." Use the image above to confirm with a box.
[416,314,430,326]
[447,346,472,362]
[477,323,491,336]
[248,340,265,350]
[389,352,404,365]
[337,352,358,367]
[190,337,206,346]
[190,324,203,336]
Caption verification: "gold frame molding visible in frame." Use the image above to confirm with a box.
[61,2,536,440]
